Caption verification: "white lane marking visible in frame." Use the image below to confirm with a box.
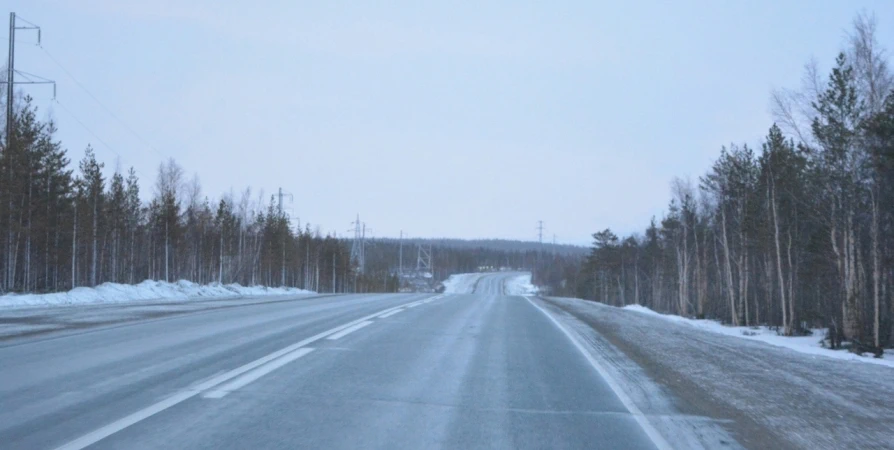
[523,296,672,450]
[378,309,404,318]
[54,390,195,450]
[326,320,373,340]
[203,348,315,399]
[54,296,434,450]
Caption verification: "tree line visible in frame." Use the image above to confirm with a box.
[0,98,360,295]
[0,98,582,297]
[577,14,894,352]
[356,237,583,295]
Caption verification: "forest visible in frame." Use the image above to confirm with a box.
[576,15,894,352]
[0,98,581,296]
[0,100,363,295]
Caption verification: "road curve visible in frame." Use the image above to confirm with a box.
[0,273,658,449]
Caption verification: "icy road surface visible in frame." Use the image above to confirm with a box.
[0,273,682,450]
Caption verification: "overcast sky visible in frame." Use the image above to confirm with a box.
[6,1,894,245]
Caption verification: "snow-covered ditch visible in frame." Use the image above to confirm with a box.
[0,280,315,309]
[623,304,894,368]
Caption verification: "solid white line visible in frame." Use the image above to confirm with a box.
[54,296,434,450]
[203,348,315,399]
[523,296,672,450]
[54,390,195,450]
[378,309,404,318]
[326,320,373,340]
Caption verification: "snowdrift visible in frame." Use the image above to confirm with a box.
[504,273,539,296]
[623,304,894,368]
[0,280,315,309]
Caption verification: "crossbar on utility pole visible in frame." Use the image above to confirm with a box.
[4,13,53,150]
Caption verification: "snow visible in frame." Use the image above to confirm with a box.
[546,296,894,449]
[503,273,539,296]
[0,280,315,309]
[537,299,741,449]
[442,272,540,295]
[622,304,894,368]
[441,273,484,294]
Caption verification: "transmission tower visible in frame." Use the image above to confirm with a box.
[349,214,365,274]
[416,243,432,275]
[398,230,404,276]
[4,13,55,149]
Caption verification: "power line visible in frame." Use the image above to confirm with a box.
[52,99,121,160]
[13,15,40,29]
[14,69,54,83]
[39,45,167,160]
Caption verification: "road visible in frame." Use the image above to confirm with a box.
[0,273,661,450]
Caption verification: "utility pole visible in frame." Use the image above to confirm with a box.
[398,230,403,276]
[275,188,292,287]
[535,220,544,281]
[6,13,13,148]
[276,187,293,214]
[4,13,53,150]
[332,252,337,293]
[361,222,367,275]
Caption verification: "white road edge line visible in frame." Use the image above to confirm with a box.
[523,296,672,450]
[326,320,373,340]
[203,348,315,399]
[54,296,434,450]
[378,309,404,318]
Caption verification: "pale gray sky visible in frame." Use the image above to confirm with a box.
[7,1,894,244]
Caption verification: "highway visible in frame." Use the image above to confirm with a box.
[0,273,660,449]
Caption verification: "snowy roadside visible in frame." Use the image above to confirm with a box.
[541,296,894,450]
[503,273,539,296]
[623,304,894,368]
[442,273,486,294]
[0,281,319,340]
[0,280,315,310]
[529,296,742,449]
[441,272,539,295]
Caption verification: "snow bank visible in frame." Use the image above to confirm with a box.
[623,304,894,368]
[441,273,484,294]
[0,280,315,309]
[504,273,539,296]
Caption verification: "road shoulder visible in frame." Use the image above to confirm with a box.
[531,296,756,450]
[538,296,894,450]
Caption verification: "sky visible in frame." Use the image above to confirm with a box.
[5,1,894,245]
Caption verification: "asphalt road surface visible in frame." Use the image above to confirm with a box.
[0,273,661,450]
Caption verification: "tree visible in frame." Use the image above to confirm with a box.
[78,147,104,287]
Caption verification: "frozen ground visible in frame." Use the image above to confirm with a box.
[0,280,314,309]
[542,296,894,449]
[623,304,894,368]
